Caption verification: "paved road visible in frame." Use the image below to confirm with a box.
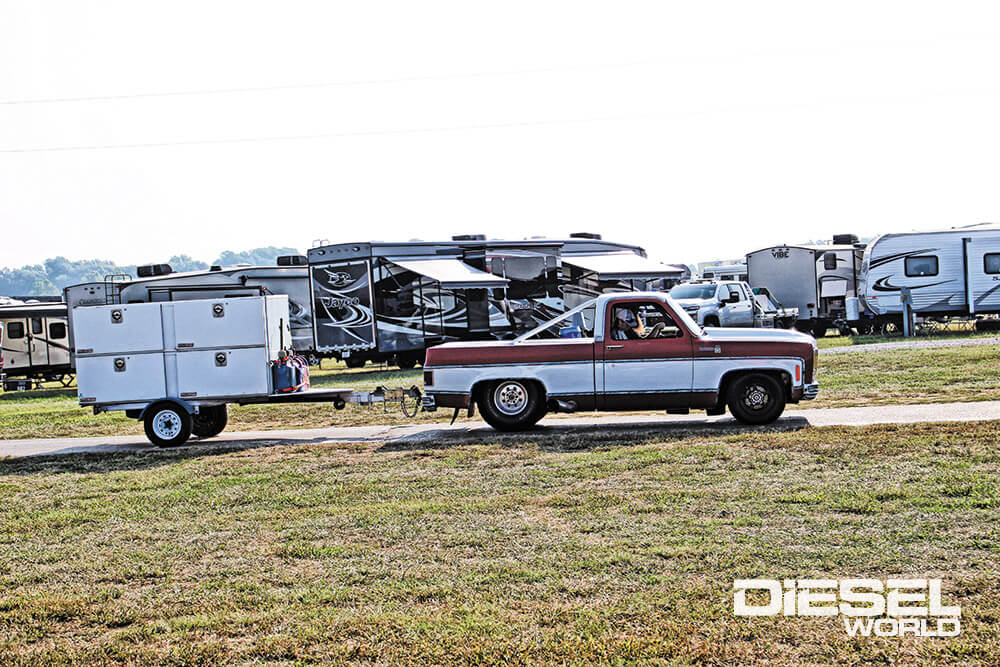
[2,400,999,459]
[823,336,1000,355]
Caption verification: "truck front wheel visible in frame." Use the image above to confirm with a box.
[703,315,721,328]
[192,405,228,439]
[727,373,786,425]
[478,380,545,431]
[143,401,193,447]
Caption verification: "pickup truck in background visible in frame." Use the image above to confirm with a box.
[422,292,818,431]
[668,280,797,329]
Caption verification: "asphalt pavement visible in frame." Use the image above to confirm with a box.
[2,400,998,459]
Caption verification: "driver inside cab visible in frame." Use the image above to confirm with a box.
[612,306,666,340]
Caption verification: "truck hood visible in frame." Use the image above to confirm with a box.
[699,327,814,343]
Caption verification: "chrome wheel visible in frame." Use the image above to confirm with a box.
[493,381,528,416]
[741,383,772,412]
[152,409,184,440]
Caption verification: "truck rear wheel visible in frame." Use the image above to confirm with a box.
[478,380,545,431]
[192,405,228,439]
[727,373,785,425]
[143,401,193,447]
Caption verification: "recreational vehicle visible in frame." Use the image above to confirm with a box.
[746,235,867,337]
[65,258,314,362]
[698,260,748,282]
[859,222,1000,324]
[0,302,73,389]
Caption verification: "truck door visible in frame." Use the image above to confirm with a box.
[599,300,694,409]
[720,284,753,326]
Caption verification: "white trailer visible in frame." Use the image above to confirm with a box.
[746,238,867,337]
[859,223,1000,324]
[0,302,73,389]
[75,295,420,446]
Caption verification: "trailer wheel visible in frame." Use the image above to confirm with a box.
[396,353,421,370]
[811,324,828,338]
[192,405,228,439]
[478,380,545,431]
[345,357,366,369]
[727,373,785,425]
[143,401,193,447]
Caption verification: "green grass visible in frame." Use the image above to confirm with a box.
[2,344,999,439]
[817,328,996,349]
[1,422,998,663]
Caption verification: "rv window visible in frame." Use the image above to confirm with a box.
[904,256,938,277]
[985,253,1000,275]
[6,321,24,339]
[823,253,838,270]
[31,318,43,334]
[49,322,67,339]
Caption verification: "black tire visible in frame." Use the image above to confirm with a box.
[143,401,193,447]
[345,357,366,369]
[811,324,828,338]
[726,373,786,425]
[477,380,545,432]
[192,404,228,439]
[703,316,721,328]
[396,354,420,370]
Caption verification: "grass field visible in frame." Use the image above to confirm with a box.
[1,421,998,663]
[1,343,999,440]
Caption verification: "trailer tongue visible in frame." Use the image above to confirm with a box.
[74,296,423,447]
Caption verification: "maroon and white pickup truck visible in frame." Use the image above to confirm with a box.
[422,292,818,431]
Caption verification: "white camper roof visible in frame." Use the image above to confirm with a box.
[386,257,509,289]
[562,252,685,280]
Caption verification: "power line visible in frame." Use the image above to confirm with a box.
[0,60,665,106]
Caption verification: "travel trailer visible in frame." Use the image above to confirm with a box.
[859,223,1000,324]
[746,235,867,337]
[698,260,748,282]
[0,302,73,388]
[65,258,313,362]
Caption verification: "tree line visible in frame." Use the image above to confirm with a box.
[0,247,300,297]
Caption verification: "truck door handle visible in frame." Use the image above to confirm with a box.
[606,344,624,349]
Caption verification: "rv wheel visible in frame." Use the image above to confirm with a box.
[143,401,193,447]
[811,324,828,339]
[345,358,366,369]
[192,405,228,439]
[396,353,421,370]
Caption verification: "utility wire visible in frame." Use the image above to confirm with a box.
[0,59,664,106]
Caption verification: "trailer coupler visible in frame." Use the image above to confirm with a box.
[351,385,423,418]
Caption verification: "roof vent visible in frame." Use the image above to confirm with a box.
[210,265,222,272]
[277,255,307,266]
[832,233,859,245]
[136,263,172,278]
[452,234,486,241]
[569,232,602,240]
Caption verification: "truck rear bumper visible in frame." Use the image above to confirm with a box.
[802,382,820,400]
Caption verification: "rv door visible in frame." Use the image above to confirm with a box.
[966,236,1000,315]
[28,317,48,367]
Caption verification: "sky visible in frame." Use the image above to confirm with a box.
[2,1,999,269]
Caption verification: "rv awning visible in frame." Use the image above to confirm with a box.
[387,258,509,289]
[563,252,685,280]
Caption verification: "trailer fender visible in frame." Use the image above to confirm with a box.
[136,398,196,421]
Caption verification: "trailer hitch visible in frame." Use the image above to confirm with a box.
[351,385,423,418]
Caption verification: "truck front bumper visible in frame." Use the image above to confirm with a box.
[802,382,820,400]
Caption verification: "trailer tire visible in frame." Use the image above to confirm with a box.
[726,373,785,425]
[345,358,366,369]
[192,405,228,439]
[396,353,421,370]
[478,380,545,432]
[811,324,828,339]
[143,401,193,447]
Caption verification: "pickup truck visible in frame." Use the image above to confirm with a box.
[422,292,819,431]
[668,280,797,329]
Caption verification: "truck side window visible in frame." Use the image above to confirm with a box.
[612,303,682,340]
[6,321,24,339]
[904,256,938,277]
[985,253,1000,275]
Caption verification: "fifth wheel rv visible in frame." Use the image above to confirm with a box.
[859,223,1000,324]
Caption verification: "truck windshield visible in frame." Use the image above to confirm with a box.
[670,284,717,299]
